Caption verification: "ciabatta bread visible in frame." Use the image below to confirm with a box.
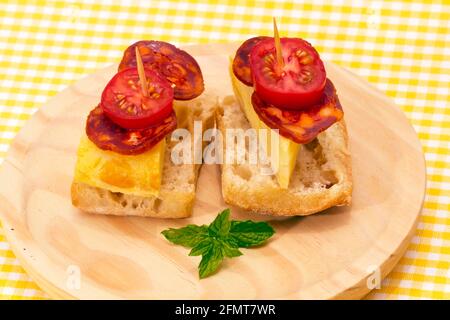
[71,92,217,218]
[216,96,352,216]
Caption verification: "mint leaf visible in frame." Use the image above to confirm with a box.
[220,239,243,258]
[194,238,241,278]
[229,220,275,247]
[198,239,224,279]
[161,224,208,248]
[208,208,231,237]
[189,238,213,256]
[161,208,276,279]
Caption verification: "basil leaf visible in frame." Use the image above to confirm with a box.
[229,220,275,247]
[161,224,208,248]
[198,240,224,279]
[208,208,231,237]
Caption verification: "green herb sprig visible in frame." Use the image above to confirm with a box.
[161,208,275,279]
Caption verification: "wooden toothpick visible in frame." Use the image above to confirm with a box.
[135,46,148,97]
[273,17,284,74]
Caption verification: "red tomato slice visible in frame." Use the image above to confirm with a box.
[100,67,174,130]
[86,105,177,155]
[251,79,343,144]
[232,36,270,86]
[119,40,204,100]
[249,37,326,110]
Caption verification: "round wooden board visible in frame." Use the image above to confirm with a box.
[0,43,425,300]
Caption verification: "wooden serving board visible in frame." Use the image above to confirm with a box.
[0,43,425,299]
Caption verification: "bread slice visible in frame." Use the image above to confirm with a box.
[71,92,217,218]
[216,96,352,216]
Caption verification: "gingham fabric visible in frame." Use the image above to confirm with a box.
[0,0,448,300]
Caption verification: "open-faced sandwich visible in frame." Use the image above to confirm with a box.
[71,41,216,218]
[217,21,352,216]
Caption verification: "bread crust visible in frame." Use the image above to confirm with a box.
[216,97,352,216]
[71,180,196,218]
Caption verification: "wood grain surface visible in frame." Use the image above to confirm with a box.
[0,43,426,299]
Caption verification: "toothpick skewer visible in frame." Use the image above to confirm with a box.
[135,46,148,97]
[273,17,284,74]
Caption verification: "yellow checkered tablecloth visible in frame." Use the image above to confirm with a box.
[0,0,448,300]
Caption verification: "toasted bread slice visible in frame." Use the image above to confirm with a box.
[71,92,217,218]
[216,96,352,216]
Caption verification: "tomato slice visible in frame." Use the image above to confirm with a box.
[251,79,343,144]
[100,67,174,130]
[249,37,326,110]
[86,105,177,155]
[118,40,204,100]
[232,36,270,86]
